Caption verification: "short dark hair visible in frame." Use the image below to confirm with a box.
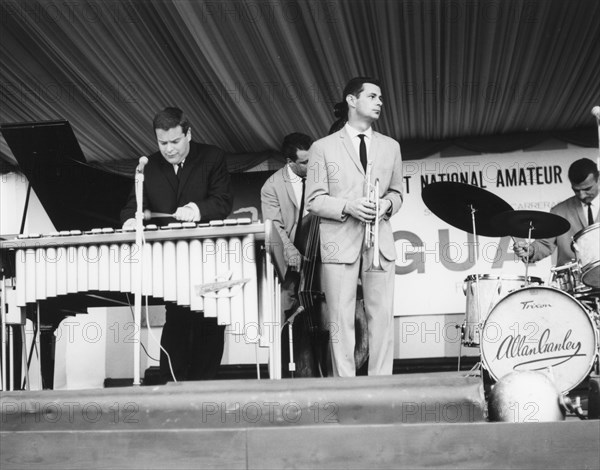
[568,158,599,184]
[333,76,382,119]
[153,107,191,135]
[281,133,314,162]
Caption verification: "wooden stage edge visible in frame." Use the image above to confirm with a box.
[1,372,599,470]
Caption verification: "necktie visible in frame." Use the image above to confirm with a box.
[358,134,367,171]
[175,162,183,181]
[587,203,594,226]
[294,178,306,246]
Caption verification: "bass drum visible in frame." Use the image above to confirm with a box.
[481,286,598,393]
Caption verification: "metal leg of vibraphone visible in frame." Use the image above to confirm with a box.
[1,277,6,390]
[264,250,282,380]
[8,327,13,390]
[275,276,282,378]
[20,324,29,391]
[0,277,30,391]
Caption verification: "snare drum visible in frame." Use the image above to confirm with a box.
[462,274,542,346]
[572,223,600,288]
[481,286,598,393]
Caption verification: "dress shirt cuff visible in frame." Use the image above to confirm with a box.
[340,202,348,221]
[383,199,393,219]
[122,218,136,229]
[185,202,201,222]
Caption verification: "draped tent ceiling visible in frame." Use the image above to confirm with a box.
[1,0,599,176]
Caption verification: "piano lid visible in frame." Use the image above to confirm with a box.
[1,120,132,232]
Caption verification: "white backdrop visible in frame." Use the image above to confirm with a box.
[392,145,599,316]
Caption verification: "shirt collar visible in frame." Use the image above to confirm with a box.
[344,122,373,140]
[286,164,303,183]
[583,193,599,209]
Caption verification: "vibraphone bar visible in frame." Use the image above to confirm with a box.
[0,219,285,386]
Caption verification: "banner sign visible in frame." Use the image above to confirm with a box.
[391,146,598,316]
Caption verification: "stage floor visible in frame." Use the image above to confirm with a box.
[1,372,599,469]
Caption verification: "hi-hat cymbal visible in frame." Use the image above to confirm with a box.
[490,210,571,239]
[421,182,513,237]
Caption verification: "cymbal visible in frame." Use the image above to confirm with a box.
[422,182,513,237]
[490,210,571,239]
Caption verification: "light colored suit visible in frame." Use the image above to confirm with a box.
[306,127,403,376]
[261,166,301,268]
[529,196,598,266]
[261,166,302,313]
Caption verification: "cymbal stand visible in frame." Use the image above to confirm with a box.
[523,221,534,286]
[464,204,483,376]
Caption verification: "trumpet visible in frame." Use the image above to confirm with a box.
[364,162,385,272]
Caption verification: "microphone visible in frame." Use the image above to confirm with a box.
[136,156,149,173]
[592,106,600,119]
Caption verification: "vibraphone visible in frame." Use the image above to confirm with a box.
[0,219,285,386]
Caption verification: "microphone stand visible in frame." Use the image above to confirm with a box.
[133,157,147,386]
[593,106,600,171]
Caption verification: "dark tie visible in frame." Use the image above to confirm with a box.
[294,178,306,246]
[175,162,183,181]
[358,134,367,171]
[587,203,594,226]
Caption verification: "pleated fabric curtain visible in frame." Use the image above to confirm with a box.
[1,0,599,175]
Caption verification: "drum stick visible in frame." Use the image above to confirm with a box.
[144,210,175,219]
[510,236,532,285]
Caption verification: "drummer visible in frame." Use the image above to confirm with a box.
[514,158,598,265]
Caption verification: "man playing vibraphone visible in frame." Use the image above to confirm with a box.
[121,107,233,381]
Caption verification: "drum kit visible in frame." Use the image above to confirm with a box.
[422,182,600,395]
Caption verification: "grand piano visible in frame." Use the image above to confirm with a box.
[0,120,134,389]
[0,120,284,389]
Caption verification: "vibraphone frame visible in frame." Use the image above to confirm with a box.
[0,220,286,389]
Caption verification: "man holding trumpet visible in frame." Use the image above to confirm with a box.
[306,77,404,377]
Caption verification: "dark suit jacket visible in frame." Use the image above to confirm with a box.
[120,141,233,224]
[529,195,597,266]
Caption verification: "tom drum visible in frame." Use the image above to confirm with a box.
[462,274,542,346]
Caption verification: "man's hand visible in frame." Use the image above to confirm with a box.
[173,203,200,222]
[378,198,392,219]
[513,241,533,261]
[344,197,377,223]
[286,245,303,271]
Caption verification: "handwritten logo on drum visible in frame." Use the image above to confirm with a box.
[495,328,583,369]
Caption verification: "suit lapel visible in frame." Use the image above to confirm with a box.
[176,147,200,198]
[283,172,299,209]
[340,129,364,174]
[370,132,382,166]
[160,157,179,193]
[177,159,190,196]
[571,197,587,229]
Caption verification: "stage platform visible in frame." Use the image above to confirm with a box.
[1,372,599,469]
